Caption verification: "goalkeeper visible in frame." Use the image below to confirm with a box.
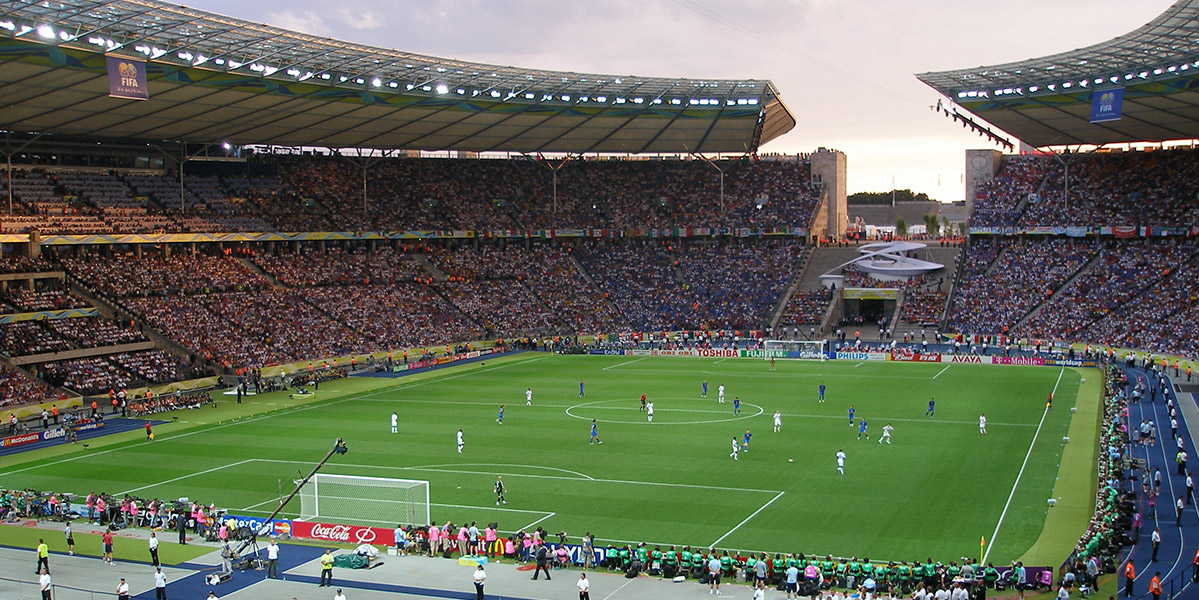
[495,476,506,505]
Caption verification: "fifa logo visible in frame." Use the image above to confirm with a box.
[1098,91,1115,113]
[118,62,140,88]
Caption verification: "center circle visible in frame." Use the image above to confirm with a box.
[564,397,765,425]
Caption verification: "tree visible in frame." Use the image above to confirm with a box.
[895,217,908,238]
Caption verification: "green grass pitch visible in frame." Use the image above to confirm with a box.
[0,352,1093,564]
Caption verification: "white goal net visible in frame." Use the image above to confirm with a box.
[762,339,827,360]
[297,474,430,526]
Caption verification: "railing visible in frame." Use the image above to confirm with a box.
[0,575,115,600]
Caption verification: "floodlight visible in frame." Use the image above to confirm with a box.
[0,21,15,31]
[435,84,449,94]
[371,78,381,86]
[489,90,500,98]
[58,30,69,41]
[87,36,103,45]
[523,92,534,99]
[632,97,643,104]
[36,25,54,39]
[178,51,193,61]
[561,95,570,101]
[222,142,232,150]
[596,96,607,102]
[388,82,398,88]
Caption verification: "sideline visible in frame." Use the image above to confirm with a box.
[983,368,1063,563]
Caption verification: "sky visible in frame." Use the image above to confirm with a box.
[182,0,1176,202]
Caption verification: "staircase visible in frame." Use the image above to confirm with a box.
[236,256,286,288]
[1013,252,1101,331]
[413,254,448,282]
[768,246,813,331]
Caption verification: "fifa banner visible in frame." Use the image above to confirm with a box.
[106,56,149,100]
[1089,88,1123,123]
[292,520,395,546]
[226,514,293,539]
[842,288,898,300]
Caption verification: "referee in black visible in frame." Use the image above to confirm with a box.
[495,476,506,505]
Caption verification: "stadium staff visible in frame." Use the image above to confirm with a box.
[319,548,334,587]
[1124,559,1135,597]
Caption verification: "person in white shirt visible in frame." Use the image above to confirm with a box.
[879,423,894,445]
[333,589,347,600]
[836,450,846,475]
[154,568,167,600]
[752,581,765,600]
[473,565,486,600]
[730,437,739,461]
[577,572,591,600]
[391,412,398,434]
[38,568,51,600]
[525,388,533,406]
[266,539,280,578]
[646,402,654,423]
[116,578,130,600]
[979,413,987,435]
[457,429,464,453]
[717,385,725,403]
[149,531,160,566]
[773,411,781,432]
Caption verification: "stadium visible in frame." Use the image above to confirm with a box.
[0,1,1194,599]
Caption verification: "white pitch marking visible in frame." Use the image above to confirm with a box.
[932,365,951,379]
[710,491,786,546]
[602,357,648,371]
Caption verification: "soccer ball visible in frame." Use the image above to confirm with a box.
[788,458,794,463]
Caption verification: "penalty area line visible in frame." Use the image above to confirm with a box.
[932,364,951,379]
[519,511,557,530]
[603,357,648,370]
[709,491,785,547]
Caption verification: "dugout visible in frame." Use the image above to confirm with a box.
[841,288,898,323]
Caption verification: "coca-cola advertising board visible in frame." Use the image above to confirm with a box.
[291,521,395,546]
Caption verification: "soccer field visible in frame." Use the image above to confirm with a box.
[0,353,1094,563]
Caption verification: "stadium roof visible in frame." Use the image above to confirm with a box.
[0,0,794,154]
[916,0,1199,147]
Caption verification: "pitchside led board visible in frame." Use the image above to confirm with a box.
[1090,88,1124,123]
[106,56,148,100]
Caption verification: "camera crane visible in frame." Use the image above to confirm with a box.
[233,437,347,558]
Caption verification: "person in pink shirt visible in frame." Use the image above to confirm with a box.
[457,525,468,555]
[129,500,139,528]
[484,526,497,558]
[504,537,516,559]
[95,496,107,526]
[427,523,441,556]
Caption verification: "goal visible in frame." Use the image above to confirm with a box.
[762,339,827,360]
[297,474,430,526]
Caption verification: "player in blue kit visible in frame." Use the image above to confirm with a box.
[589,419,601,444]
[579,380,585,398]
[848,405,855,426]
[497,405,504,424]
[857,419,869,440]
[926,398,935,418]
[702,380,708,398]
[733,397,741,416]
[742,430,752,452]
[819,382,826,403]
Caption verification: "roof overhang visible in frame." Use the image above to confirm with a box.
[916,0,1199,147]
[0,0,794,153]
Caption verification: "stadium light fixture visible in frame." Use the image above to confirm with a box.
[561,94,571,101]
[489,90,501,98]
[436,84,449,94]
[1153,68,1163,75]
[1028,85,1039,93]
[456,88,465,94]
[286,68,301,77]
[633,97,644,104]
[87,36,103,45]
[194,54,208,66]
[615,97,626,104]
[222,142,231,150]
[16,24,32,36]
[407,84,416,90]
[177,51,193,61]
[320,73,331,80]
[58,30,70,41]
[0,21,15,31]
[36,25,54,39]
[354,78,364,84]
[371,78,381,87]
[213,58,225,65]
[596,95,607,102]
[229,61,243,69]
[671,98,682,105]
[388,82,398,88]
[523,92,535,99]
[652,98,661,104]
[748,99,759,105]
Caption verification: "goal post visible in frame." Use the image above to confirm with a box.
[297,474,430,526]
[762,339,827,361]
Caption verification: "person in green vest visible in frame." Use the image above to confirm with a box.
[835,559,848,588]
[636,544,648,568]
[719,550,733,576]
[821,555,835,583]
[897,561,913,593]
[617,546,630,570]
[947,561,961,584]
[983,563,999,589]
[650,546,663,575]
[663,545,678,578]
[861,558,875,582]
[681,547,693,575]
[772,554,786,586]
[923,558,936,587]
[847,558,861,590]
[690,549,705,577]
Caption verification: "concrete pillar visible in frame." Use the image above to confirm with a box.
[810,148,848,240]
